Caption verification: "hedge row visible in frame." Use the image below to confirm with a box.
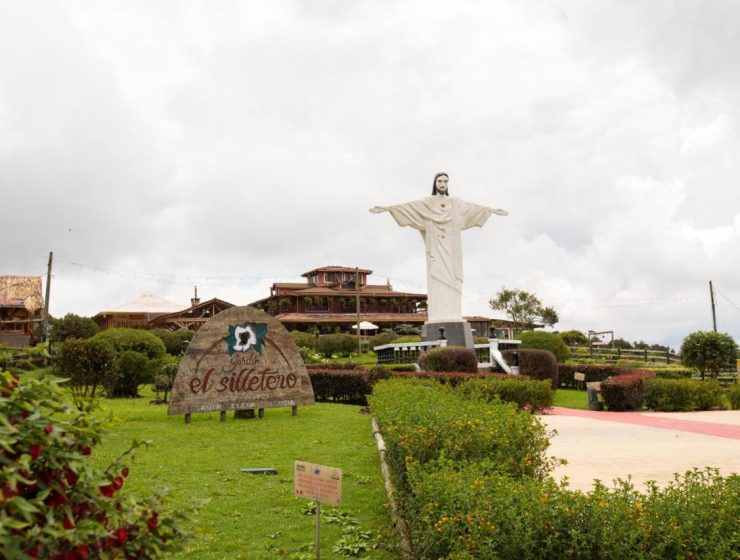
[558,364,694,389]
[371,377,740,559]
[600,370,656,411]
[643,378,724,411]
[457,376,554,413]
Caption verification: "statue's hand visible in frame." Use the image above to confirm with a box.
[369,206,388,214]
[492,208,509,216]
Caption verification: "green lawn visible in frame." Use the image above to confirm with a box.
[89,398,399,559]
[552,388,589,410]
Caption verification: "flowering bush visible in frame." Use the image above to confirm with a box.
[502,349,558,388]
[0,371,186,558]
[407,461,739,560]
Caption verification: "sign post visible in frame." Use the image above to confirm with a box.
[294,461,342,559]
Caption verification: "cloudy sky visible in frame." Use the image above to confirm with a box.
[2,0,739,350]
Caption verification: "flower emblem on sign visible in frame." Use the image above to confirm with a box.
[224,322,268,355]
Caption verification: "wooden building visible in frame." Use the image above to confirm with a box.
[0,276,44,348]
[249,266,428,333]
[150,297,235,332]
[93,291,185,330]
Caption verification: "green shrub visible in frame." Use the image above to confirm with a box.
[729,382,740,410]
[518,330,570,363]
[92,328,166,361]
[104,350,158,398]
[55,337,116,399]
[0,371,186,558]
[643,378,724,412]
[600,370,655,411]
[458,376,554,412]
[418,346,478,373]
[391,371,488,387]
[151,329,194,356]
[502,348,558,389]
[153,356,180,403]
[405,460,740,560]
[315,333,358,358]
[680,330,738,380]
[654,367,694,379]
[290,330,317,350]
[369,331,398,349]
[393,335,422,343]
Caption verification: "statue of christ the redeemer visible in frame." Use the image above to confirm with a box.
[370,172,508,347]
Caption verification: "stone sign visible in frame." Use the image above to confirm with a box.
[168,306,314,418]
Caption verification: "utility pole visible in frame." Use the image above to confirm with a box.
[42,251,53,345]
[709,280,717,332]
[355,267,361,355]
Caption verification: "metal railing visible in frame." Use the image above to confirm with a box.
[569,346,680,365]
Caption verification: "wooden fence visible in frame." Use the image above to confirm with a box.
[569,346,680,365]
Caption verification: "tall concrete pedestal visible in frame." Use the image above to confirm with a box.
[422,321,474,349]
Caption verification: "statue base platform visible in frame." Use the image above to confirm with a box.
[422,321,474,349]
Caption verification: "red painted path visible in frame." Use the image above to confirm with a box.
[545,407,740,440]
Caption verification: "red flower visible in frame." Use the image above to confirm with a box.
[75,545,90,559]
[44,424,54,434]
[28,545,40,558]
[121,466,130,478]
[64,469,79,486]
[116,527,129,544]
[29,444,42,460]
[47,491,68,508]
[147,513,159,531]
[80,444,92,456]
[99,484,115,498]
[112,476,124,490]
[62,516,75,530]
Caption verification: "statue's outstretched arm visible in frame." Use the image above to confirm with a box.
[369,206,388,214]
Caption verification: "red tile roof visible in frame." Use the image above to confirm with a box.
[275,312,427,323]
[301,266,373,277]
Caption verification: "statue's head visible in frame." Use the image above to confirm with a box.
[432,173,449,196]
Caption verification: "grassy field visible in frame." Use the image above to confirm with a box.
[552,388,589,410]
[88,397,399,559]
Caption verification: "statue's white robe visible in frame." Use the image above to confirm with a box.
[386,195,495,322]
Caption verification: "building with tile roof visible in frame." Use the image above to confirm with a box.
[0,276,44,347]
[250,265,428,333]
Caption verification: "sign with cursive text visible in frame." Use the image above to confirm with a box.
[168,306,314,416]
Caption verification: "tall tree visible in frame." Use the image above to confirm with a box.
[680,331,738,380]
[489,288,559,329]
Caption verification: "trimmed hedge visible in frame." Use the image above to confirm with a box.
[502,348,558,389]
[458,376,554,413]
[600,370,656,411]
[643,378,724,411]
[729,382,740,410]
[418,346,478,373]
[308,366,391,404]
[518,330,570,363]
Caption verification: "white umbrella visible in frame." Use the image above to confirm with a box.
[352,321,379,331]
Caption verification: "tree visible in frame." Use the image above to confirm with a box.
[680,331,738,380]
[50,313,99,342]
[489,288,559,329]
[612,338,633,350]
[518,331,570,363]
[558,330,589,346]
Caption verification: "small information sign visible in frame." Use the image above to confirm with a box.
[294,461,342,506]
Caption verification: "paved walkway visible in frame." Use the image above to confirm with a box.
[538,408,740,491]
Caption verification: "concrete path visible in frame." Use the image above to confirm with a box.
[538,408,740,492]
